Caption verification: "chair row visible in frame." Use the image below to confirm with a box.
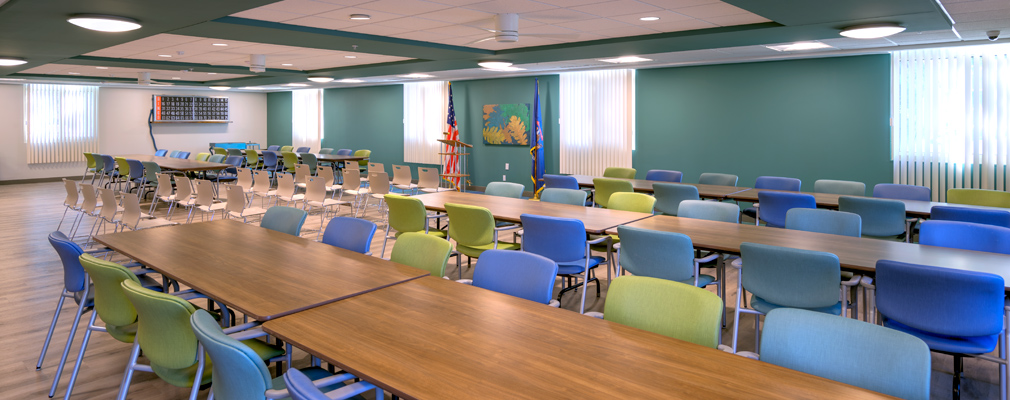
[152,149,193,159]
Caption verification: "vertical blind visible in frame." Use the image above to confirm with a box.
[24,84,99,164]
[892,44,1010,201]
[292,89,323,151]
[559,69,635,176]
[403,81,447,164]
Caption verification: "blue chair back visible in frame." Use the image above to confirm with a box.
[169,150,181,158]
[267,145,281,151]
[930,205,1010,228]
[645,170,682,182]
[190,309,273,400]
[262,151,279,168]
[284,369,332,400]
[473,250,559,305]
[757,191,816,228]
[261,206,307,236]
[336,149,353,156]
[539,188,587,206]
[698,173,738,186]
[321,217,376,254]
[873,183,931,201]
[740,242,840,311]
[678,200,740,223]
[154,149,168,157]
[295,147,310,153]
[543,174,580,190]
[616,225,696,283]
[49,231,88,293]
[652,183,699,216]
[485,182,524,198]
[785,208,861,237]
[520,214,586,263]
[755,176,801,191]
[126,159,145,180]
[101,155,116,173]
[837,196,905,238]
[177,151,191,159]
[92,154,106,171]
[919,220,1010,255]
[761,308,930,400]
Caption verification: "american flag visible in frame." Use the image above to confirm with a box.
[444,82,461,190]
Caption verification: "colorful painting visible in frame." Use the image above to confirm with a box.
[482,103,530,146]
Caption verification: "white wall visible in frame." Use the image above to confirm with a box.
[0,83,267,181]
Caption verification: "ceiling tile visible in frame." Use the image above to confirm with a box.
[426,23,492,36]
[702,13,770,26]
[819,37,896,50]
[342,24,415,36]
[463,0,559,14]
[641,18,717,32]
[571,1,663,18]
[673,2,750,19]
[282,15,362,30]
[315,7,405,22]
[949,9,1010,23]
[637,0,719,8]
[609,10,694,25]
[522,24,582,35]
[886,29,960,45]
[522,8,597,24]
[259,0,345,15]
[416,7,495,23]
[311,0,376,5]
[944,0,1010,14]
[592,24,661,37]
[358,0,454,14]
[426,0,488,5]
[375,16,455,30]
[556,17,634,31]
[534,0,612,6]
[391,30,456,42]
[230,8,307,22]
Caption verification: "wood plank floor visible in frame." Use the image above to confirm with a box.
[1,180,999,399]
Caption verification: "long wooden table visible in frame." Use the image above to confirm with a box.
[412,191,652,235]
[118,154,231,172]
[93,220,429,320]
[262,276,890,399]
[726,188,1010,218]
[611,215,1010,288]
[570,174,749,200]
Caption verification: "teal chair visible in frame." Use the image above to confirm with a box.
[594,276,724,348]
[698,172,738,186]
[838,196,908,241]
[260,206,307,236]
[761,308,930,400]
[785,208,861,238]
[484,181,524,198]
[538,188,588,206]
[302,153,318,175]
[652,183,699,216]
[678,200,740,223]
[814,179,866,196]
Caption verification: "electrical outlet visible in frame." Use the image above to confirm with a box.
[502,175,507,181]
[505,163,509,170]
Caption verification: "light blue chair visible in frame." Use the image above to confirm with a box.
[208,154,227,163]
[543,174,580,190]
[155,149,168,157]
[743,176,802,221]
[678,200,740,223]
[785,208,861,238]
[260,206,307,236]
[295,146,311,153]
[645,169,682,182]
[755,191,816,228]
[761,308,930,400]
[931,205,1010,228]
[282,368,381,400]
[520,214,607,314]
[653,183,699,216]
[919,220,1010,255]
[813,179,865,196]
[335,149,353,156]
[169,150,181,158]
[838,196,908,241]
[485,181,524,198]
[267,145,281,151]
[873,183,931,201]
[321,217,376,255]
[471,249,559,306]
[37,231,98,374]
[177,151,191,159]
[698,173,738,186]
[318,148,333,155]
[538,188,587,206]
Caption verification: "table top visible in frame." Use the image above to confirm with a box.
[611,215,1010,288]
[569,174,749,200]
[412,191,652,234]
[263,276,891,400]
[727,188,1010,218]
[118,154,232,172]
[93,220,429,320]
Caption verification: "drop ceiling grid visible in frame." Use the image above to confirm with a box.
[939,0,1010,40]
[19,64,252,82]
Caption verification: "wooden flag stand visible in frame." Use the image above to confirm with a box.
[437,137,471,192]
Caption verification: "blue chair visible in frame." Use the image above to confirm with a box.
[645,169,682,182]
[261,151,281,176]
[260,206,307,236]
[653,183,699,216]
[755,191,816,228]
[543,174,580,190]
[97,154,118,188]
[169,150,181,158]
[931,205,1010,228]
[761,308,930,400]
[336,149,353,156]
[125,159,145,192]
[37,232,96,373]
[154,149,168,157]
[282,368,381,400]
[919,220,1010,255]
[520,214,607,314]
[785,208,861,238]
[874,260,1006,399]
[678,200,740,223]
[471,249,559,306]
[176,151,191,159]
[321,217,377,255]
[873,183,931,201]
[698,173,738,186]
[267,145,281,151]
[485,181,524,198]
[743,176,802,220]
[295,146,311,153]
[539,188,588,206]
[813,179,865,196]
[838,196,908,241]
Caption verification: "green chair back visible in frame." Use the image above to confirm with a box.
[678,200,740,223]
[84,153,96,169]
[390,232,452,277]
[785,208,861,237]
[384,194,428,234]
[190,310,272,400]
[608,192,656,213]
[281,152,299,172]
[947,188,1010,208]
[245,149,259,168]
[121,280,200,373]
[115,157,130,177]
[196,152,211,162]
[539,188,587,206]
[142,161,161,186]
[445,203,495,247]
[302,153,318,175]
[838,196,905,238]
[78,254,141,336]
[592,178,634,208]
[604,276,723,348]
[213,147,227,155]
[280,146,294,153]
[354,149,371,167]
[485,182,524,198]
[603,167,636,179]
[814,179,866,196]
[653,183,699,216]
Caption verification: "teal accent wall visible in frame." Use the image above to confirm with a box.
[635,54,892,192]
[266,91,292,147]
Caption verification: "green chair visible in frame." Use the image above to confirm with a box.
[389,232,453,278]
[698,173,738,186]
[947,188,1010,208]
[539,188,588,206]
[838,196,908,241]
[381,194,447,256]
[354,149,371,173]
[814,179,866,196]
[592,178,633,208]
[653,183,700,216]
[444,202,521,279]
[213,147,227,155]
[81,153,97,182]
[484,181,524,198]
[114,156,131,191]
[302,153,318,175]
[596,276,723,348]
[608,192,656,213]
[603,167,636,179]
[280,145,294,153]
[245,149,261,169]
[196,152,211,162]
[281,151,300,173]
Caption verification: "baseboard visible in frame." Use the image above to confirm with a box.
[0,176,79,185]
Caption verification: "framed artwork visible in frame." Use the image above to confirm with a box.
[482,103,530,145]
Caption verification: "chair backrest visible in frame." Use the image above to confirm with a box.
[368,171,390,195]
[543,174,580,190]
[367,162,384,173]
[837,196,905,237]
[604,276,723,348]
[169,150,181,158]
[930,205,1010,228]
[78,254,141,330]
[294,164,311,184]
[756,191,816,228]
[260,206,307,236]
[872,183,930,201]
[224,155,244,169]
[276,173,296,198]
[919,220,1010,254]
[484,181,524,198]
[336,148,353,156]
[947,188,1010,208]
[391,165,412,186]
[84,152,97,169]
[115,157,130,176]
[236,168,253,190]
[389,232,452,277]
[49,231,87,293]
[678,200,740,223]
[444,203,495,247]
[321,217,377,254]
[739,242,840,311]
[785,208,861,238]
[603,167,636,179]
[473,250,559,305]
[208,154,227,163]
[760,308,930,400]
[126,159,145,179]
[539,188,587,206]
[98,188,119,220]
[301,153,318,174]
[194,179,216,207]
[190,309,272,400]
[154,149,168,157]
[121,279,199,371]
[227,148,244,157]
[608,192,656,213]
[120,192,145,229]
[652,183,699,216]
[177,151,191,159]
[384,194,428,234]
[341,168,361,191]
[317,165,336,187]
[92,154,105,171]
[196,153,211,162]
[225,185,247,215]
[280,145,294,152]
[142,161,160,184]
[417,167,439,189]
[283,369,337,400]
[80,183,100,213]
[354,150,371,166]
[754,176,801,191]
[267,145,281,151]
[645,169,682,182]
[813,179,865,196]
[520,214,587,263]
[592,178,634,208]
[318,148,333,154]
[616,225,696,283]
[252,170,271,195]
[101,154,116,172]
[213,147,227,155]
[175,176,193,200]
[262,150,278,167]
[245,149,259,166]
[282,152,299,171]
[155,173,174,198]
[62,178,79,207]
[295,146,310,153]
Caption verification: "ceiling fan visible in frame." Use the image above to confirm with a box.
[465,13,580,45]
[137,72,173,86]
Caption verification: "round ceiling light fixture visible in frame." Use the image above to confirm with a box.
[0,57,28,66]
[478,60,513,69]
[209,86,231,91]
[67,14,142,32]
[840,23,906,39]
[308,76,334,83]
[349,14,371,20]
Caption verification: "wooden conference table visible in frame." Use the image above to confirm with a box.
[244,149,369,164]
[118,154,231,173]
[570,174,749,200]
[263,276,890,399]
[726,188,1010,218]
[93,220,428,320]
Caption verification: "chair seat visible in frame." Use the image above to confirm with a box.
[152,337,285,388]
[307,199,347,207]
[742,206,757,219]
[884,318,999,355]
[456,241,522,258]
[395,230,447,239]
[420,188,442,193]
[230,207,268,218]
[683,274,716,288]
[197,203,227,212]
[133,217,178,230]
[279,194,305,202]
[590,234,619,252]
[557,255,605,275]
[72,284,96,307]
[750,294,842,316]
[394,183,417,190]
[107,322,138,343]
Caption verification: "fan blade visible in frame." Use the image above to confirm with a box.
[525,33,581,40]
[465,36,497,45]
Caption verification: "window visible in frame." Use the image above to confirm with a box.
[292,89,323,151]
[559,69,635,176]
[403,81,447,164]
[24,84,99,164]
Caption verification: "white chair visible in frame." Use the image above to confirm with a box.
[92,188,124,237]
[119,192,177,231]
[316,165,340,196]
[70,183,102,242]
[225,184,267,223]
[149,172,175,215]
[293,164,312,192]
[391,165,416,194]
[417,166,442,193]
[251,170,276,207]
[274,173,305,206]
[58,178,82,233]
[303,176,350,240]
[337,168,367,212]
[235,167,255,200]
[166,175,197,221]
[187,179,227,223]
[360,162,384,186]
[361,171,390,220]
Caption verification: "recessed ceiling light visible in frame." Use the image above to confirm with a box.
[0,57,28,66]
[68,72,81,75]
[158,54,172,58]
[67,14,141,32]
[482,66,525,71]
[338,79,365,83]
[281,63,293,66]
[308,76,334,83]
[285,83,310,87]
[400,73,433,79]
[207,72,217,75]
[599,56,652,63]
[640,16,660,21]
[212,43,229,47]
[171,77,181,80]
[840,23,906,39]
[349,14,371,20]
[209,86,230,91]
[345,55,357,59]
[765,41,835,52]
[96,66,108,69]
[478,60,512,69]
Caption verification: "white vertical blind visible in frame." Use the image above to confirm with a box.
[24,84,99,164]
[892,44,1010,201]
[403,81,447,164]
[559,69,635,176]
[292,89,323,151]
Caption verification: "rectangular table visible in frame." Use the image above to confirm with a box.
[93,220,429,320]
[263,276,891,399]
[570,174,749,200]
[726,188,1010,218]
[118,154,231,172]
[412,191,652,235]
